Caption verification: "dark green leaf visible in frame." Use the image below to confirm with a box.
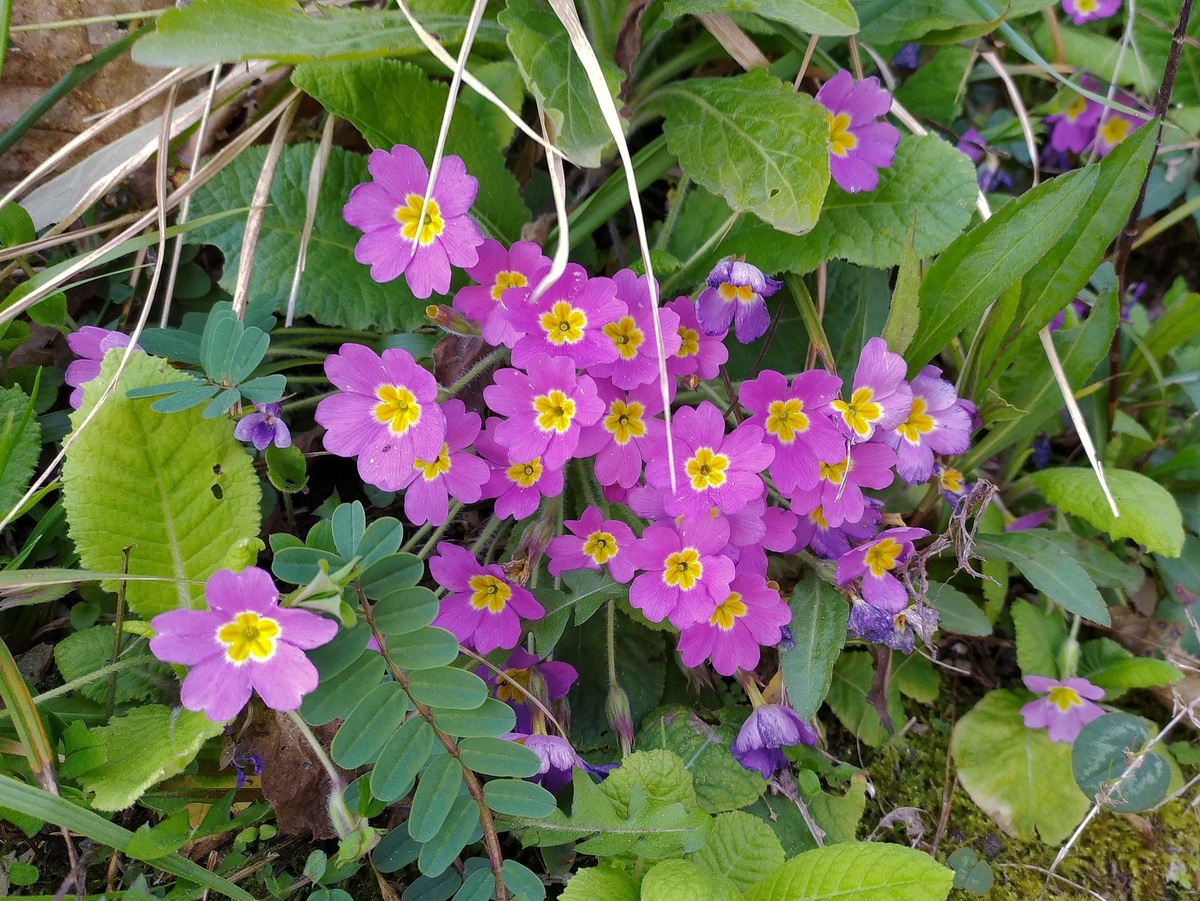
[266,444,308,494]
[407,666,488,710]
[978,532,1109,625]
[371,716,434,803]
[331,681,411,768]
[925,583,991,637]
[299,651,386,726]
[432,698,517,738]
[1072,713,1170,812]
[418,792,479,877]
[409,754,465,843]
[360,553,425,598]
[458,737,541,777]
[371,586,440,635]
[387,627,461,670]
[781,570,848,721]
[662,0,858,35]
[485,778,559,818]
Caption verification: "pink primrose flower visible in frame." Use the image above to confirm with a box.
[790,441,895,528]
[740,369,846,493]
[815,70,901,194]
[629,514,735,628]
[430,542,544,653]
[453,239,551,348]
[149,567,338,722]
[316,344,446,492]
[792,500,881,560]
[695,259,781,344]
[66,327,139,409]
[589,269,683,389]
[1020,675,1105,743]
[475,420,565,520]
[665,297,728,380]
[830,337,913,443]
[1062,0,1121,26]
[644,402,774,519]
[575,379,668,489]
[885,365,972,484]
[1047,77,1104,153]
[676,573,791,676]
[484,355,604,469]
[836,526,929,612]
[506,264,626,369]
[403,399,491,527]
[547,506,638,583]
[343,145,483,298]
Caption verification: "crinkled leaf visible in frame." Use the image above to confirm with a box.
[688,810,784,892]
[600,749,697,818]
[976,531,1109,626]
[54,625,173,705]
[640,858,743,901]
[559,867,638,901]
[663,0,858,35]
[62,351,261,617]
[746,841,953,901]
[781,571,848,721]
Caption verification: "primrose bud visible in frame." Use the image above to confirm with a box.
[606,685,635,757]
[425,304,480,336]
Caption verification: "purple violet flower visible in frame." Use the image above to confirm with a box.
[665,297,728,380]
[343,144,484,298]
[1062,0,1121,26]
[1046,81,1103,153]
[547,505,638,583]
[847,601,939,654]
[731,704,818,779]
[830,337,913,443]
[234,402,291,451]
[1094,103,1148,157]
[836,526,930,612]
[815,70,901,194]
[430,542,544,653]
[481,647,578,734]
[676,574,791,676]
[65,326,140,409]
[695,259,781,344]
[1020,675,1105,743]
[453,239,551,348]
[506,732,580,793]
[956,128,1011,193]
[935,463,971,508]
[886,365,972,484]
[792,500,881,560]
[149,567,338,722]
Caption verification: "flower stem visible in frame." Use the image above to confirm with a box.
[440,346,507,400]
[411,502,464,560]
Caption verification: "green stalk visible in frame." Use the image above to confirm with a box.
[0,637,56,793]
[0,0,11,80]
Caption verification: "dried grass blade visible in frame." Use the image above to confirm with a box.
[287,112,337,327]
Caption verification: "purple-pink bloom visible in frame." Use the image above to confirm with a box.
[847,601,939,654]
[695,258,781,344]
[665,297,728,380]
[644,402,774,518]
[66,326,139,409]
[1046,80,1103,153]
[956,128,1012,193]
[343,144,483,298]
[505,264,626,369]
[815,70,901,194]
[403,399,491,527]
[1005,508,1054,532]
[315,344,446,492]
[886,365,972,484]
[935,463,972,508]
[791,442,895,528]
[430,542,544,653]
[1020,675,1105,743]
[1093,103,1148,157]
[547,506,638,583]
[149,567,338,723]
[1062,0,1121,26]
[453,239,551,348]
[731,704,818,779]
[740,369,846,493]
[506,732,580,793]
[575,380,668,489]
[792,500,881,560]
[831,337,913,444]
[475,420,565,520]
[484,356,604,468]
[482,647,578,734]
[676,574,791,676]
[836,526,929,612]
[234,402,291,451]
[589,269,683,389]
[629,514,735,628]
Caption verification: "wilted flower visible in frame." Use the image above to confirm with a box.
[847,601,939,653]
[1062,0,1121,26]
[695,258,781,344]
[234,402,291,451]
[731,704,818,779]
[149,567,338,722]
[507,732,581,792]
[836,527,929,612]
[65,326,140,409]
[1020,675,1105,743]
[815,70,901,193]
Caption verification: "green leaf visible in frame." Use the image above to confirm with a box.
[1071,713,1170,813]
[386,626,461,670]
[925,583,991,637]
[1028,468,1185,558]
[893,46,974,122]
[687,810,784,893]
[371,716,434,803]
[976,531,1109,626]
[330,681,411,768]
[502,859,547,901]
[132,0,506,67]
[77,705,227,811]
[409,753,465,842]
[1009,599,1065,680]
[951,689,1090,844]
[1077,638,1182,700]
[0,202,36,247]
[266,444,308,494]
[300,651,386,726]
[331,501,366,560]
[824,652,904,748]
[560,867,638,901]
[641,859,743,901]
[360,553,425,599]
[418,791,478,877]
[0,385,43,516]
[484,778,558,818]
[370,586,439,636]
[649,69,830,235]
[636,707,767,813]
[905,164,1098,371]
[290,60,527,244]
[190,144,433,330]
[807,775,867,845]
[62,352,261,618]
[780,571,848,721]
[881,214,921,354]
[893,653,940,703]
[499,0,624,168]
[432,698,517,738]
[458,737,541,778]
[792,134,977,273]
[54,625,173,705]
[1040,533,1143,594]
[600,749,697,817]
[857,0,1048,43]
[746,841,953,901]
[662,0,858,35]
[406,666,488,710]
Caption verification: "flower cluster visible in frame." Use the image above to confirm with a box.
[1045,75,1148,159]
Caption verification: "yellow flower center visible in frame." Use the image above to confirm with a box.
[1099,116,1131,146]
[663,548,702,590]
[717,282,755,303]
[394,195,444,245]
[495,666,530,702]
[374,385,422,434]
[809,506,829,529]
[506,457,543,488]
[414,443,451,481]
[940,466,964,494]
[709,591,747,631]
[765,398,809,444]
[468,574,511,612]
[1048,686,1083,711]
[819,457,849,486]
[491,270,528,301]
[217,611,280,664]
[534,389,576,433]
[1064,93,1089,122]
[896,396,934,444]
[685,447,729,490]
[604,399,646,445]
[603,316,645,360]
[827,111,857,157]
[831,387,882,438]
[677,326,700,358]
[864,538,902,578]
[540,301,586,344]
[583,531,618,565]
[1076,0,1098,12]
